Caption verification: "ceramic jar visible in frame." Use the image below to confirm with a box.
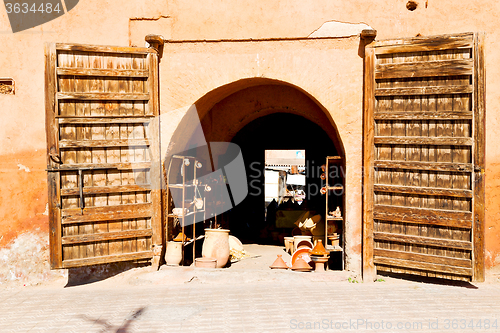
[293,235,312,252]
[165,241,183,266]
[202,229,230,268]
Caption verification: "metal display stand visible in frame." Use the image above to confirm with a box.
[167,155,206,265]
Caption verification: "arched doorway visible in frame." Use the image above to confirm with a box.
[166,79,345,266]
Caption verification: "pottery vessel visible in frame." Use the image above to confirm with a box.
[195,257,217,268]
[311,240,329,256]
[165,241,183,266]
[202,229,230,268]
[311,255,329,272]
[270,254,289,269]
[284,237,294,253]
[328,234,340,247]
[229,235,244,252]
[293,235,312,252]
[291,257,312,271]
[296,239,313,250]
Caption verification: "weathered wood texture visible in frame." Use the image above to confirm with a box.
[45,43,160,269]
[364,33,484,281]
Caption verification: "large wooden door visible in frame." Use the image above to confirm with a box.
[363,33,485,281]
[45,43,161,269]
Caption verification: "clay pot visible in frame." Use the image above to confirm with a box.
[195,257,217,268]
[311,240,329,256]
[311,255,329,272]
[296,239,313,250]
[165,241,183,266]
[229,235,244,252]
[291,257,312,271]
[293,235,312,252]
[284,237,294,253]
[270,254,289,269]
[202,229,230,268]
[328,234,340,247]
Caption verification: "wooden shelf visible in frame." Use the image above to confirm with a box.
[168,210,205,218]
[326,245,343,252]
[324,155,345,270]
[169,184,196,188]
[326,156,342,163]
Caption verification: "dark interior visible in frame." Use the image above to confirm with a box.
[227,112,338,243]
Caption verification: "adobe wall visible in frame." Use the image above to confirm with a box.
[1,0,500,283]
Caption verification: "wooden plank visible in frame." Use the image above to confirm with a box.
[374,52,393,256]
[57,67,148,77]
[56,43,153,54]
[375,85,472,97]
[374,232,473,250]
[376,59,473,79]
[362,46,376,281]
[45,43,63,269]
[105,53,126,258]
[389,53,407,275]
[58,51,80,261]
[74,51,91,259]
[57,115,155,119]
[423,48,440,277]
[57,92,150,101]
[375,160,473,172]
[473,33,486,282]
[62,229,152,245]
[373,33,474,54]
[374,184,472,198]
[60,183,151,197]
[89,51,109,257]
[374,248,471,268]
[374,136,472,146]
[59,139,149,148]
[58,117,151,124]
[148,51,162,251]
[62,251,153,268]
[374,256,472,276]
[374,111,472,120]
[374,204,472,228]
[62,203,152,224]
[62,208,152,226]
[56,162,151,170]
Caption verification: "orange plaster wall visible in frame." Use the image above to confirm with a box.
[0,150,48,247]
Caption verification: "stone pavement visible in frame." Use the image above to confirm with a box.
[1,266,500,333]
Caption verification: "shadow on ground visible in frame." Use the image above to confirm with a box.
[66,261,150,287]
[379,272,479,289]
[78,307,145,332]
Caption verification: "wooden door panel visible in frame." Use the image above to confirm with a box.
[364,33,485,281]
[46,43,161,269]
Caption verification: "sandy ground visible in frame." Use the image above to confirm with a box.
[2,242,499,290]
